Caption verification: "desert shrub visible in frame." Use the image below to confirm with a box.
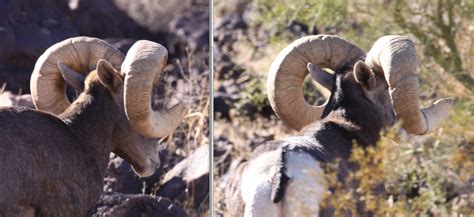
[235,76,268,116]
[321,100,473,215]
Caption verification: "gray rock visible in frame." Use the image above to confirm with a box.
[168,8,209,51]
[88,192,187,217]
[103,153,164,195]
[0,91,33,108]
[157,145,209,210]
[0,0,77,69]
[70,0,153,38]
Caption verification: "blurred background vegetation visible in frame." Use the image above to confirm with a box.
[250,0,473,90]
[214,0,473,215]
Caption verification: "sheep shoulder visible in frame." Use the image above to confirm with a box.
[0,107,103,216]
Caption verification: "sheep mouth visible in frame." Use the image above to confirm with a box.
[132,157,160,177]
[149,157,161,169]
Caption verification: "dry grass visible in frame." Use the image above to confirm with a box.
[153,48,210,216]
[159,49,210,157]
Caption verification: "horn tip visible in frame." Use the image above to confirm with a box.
[420,97,454,134]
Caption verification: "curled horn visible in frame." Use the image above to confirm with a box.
[267,35,365,130]
[122,40,188,138]
[365,35,453,134]
[30,37,124,114]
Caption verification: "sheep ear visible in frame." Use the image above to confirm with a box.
[96,59,122,93]
[307,63,334,90]
[58,62,85,91]
[353,61,375,91]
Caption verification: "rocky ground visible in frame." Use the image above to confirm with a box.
[213,1,298,215]
[0,0,209,216]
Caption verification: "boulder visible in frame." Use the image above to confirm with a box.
[104,153,166,195]
[168,8,209,52]
[0,0,77,70]
[157,145,209,210]
[88,192,187,217]
[69,0,153,39]
[0,91,33,108]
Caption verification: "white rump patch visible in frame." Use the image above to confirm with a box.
[281,151,325,217]
[241,149,282,217]
[240,148,326,217]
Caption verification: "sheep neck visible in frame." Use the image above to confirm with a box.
[325,108,382,147]
[59,86,116,176]
[322,75,385,147]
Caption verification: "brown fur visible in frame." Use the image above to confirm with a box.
[0,66,161,216]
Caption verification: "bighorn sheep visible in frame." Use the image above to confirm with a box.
[0,37,187,216]
[224,35,453,216]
